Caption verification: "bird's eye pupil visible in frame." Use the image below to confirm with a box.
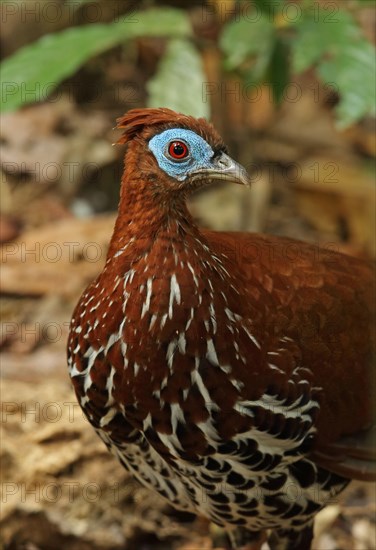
[168,141,189,160]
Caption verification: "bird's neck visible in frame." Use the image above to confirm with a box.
[107,171,202,266]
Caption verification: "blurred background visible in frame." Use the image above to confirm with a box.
[1,1,375,549]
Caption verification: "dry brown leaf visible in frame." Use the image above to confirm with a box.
[1,214,115,297]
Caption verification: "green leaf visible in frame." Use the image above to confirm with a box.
[268,36,290,104]
[147,38,209,119]
[220,14,275,71]
[0,8,191,113]
[292,7,376,127]
[292,8,355,73]
[319,41,376,128]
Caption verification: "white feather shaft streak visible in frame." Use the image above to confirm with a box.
[169,274,181,318]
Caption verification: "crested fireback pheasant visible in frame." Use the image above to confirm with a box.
[67,108,375,550]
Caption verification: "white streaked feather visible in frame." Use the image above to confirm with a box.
[206,339,219,366]
[166,340,177,369]
[105,332,119,353]
[178,333,186,354]
[187,262,199,286]
[141,277,153,319]
[149,313,158,330]
[99,407,117,427]
[243,326,261,349]
[105,366,116,406]
[169,274,181,318]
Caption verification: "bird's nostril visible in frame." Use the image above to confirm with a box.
[217,154,231,168]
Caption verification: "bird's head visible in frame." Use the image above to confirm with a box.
[116,108,250,196]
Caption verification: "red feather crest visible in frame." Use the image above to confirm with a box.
[116,107,223,149]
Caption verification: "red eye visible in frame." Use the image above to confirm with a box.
[168,141,189,160]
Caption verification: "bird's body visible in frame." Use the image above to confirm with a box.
[68,108,375,549]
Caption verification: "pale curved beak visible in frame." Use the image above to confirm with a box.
[189,153,251,186]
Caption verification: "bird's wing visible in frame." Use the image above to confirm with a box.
[204,230,376,480]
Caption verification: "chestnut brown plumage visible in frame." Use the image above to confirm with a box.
[68,108,375,550]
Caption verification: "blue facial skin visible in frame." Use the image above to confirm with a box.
[148,129,215,181]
